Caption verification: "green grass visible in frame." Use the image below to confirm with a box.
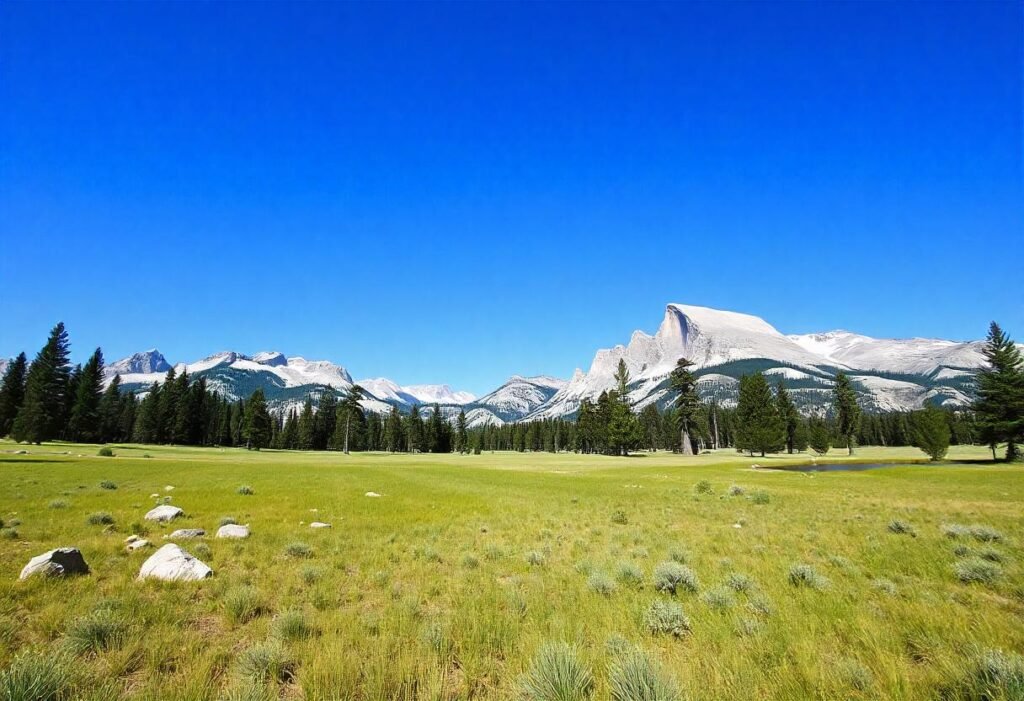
[0,441,1021,699]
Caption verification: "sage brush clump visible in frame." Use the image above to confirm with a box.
[653,561,698,594]
[789,564,829,590]
[643,600,690,637]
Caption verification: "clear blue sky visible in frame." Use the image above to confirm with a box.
[1,1,1021,394]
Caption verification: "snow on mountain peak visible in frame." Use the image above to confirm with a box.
[402,384,476,405]
[253,351,287,367]
[105,349,171,378]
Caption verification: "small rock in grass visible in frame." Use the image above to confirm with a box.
[310,522,331,529]
[126,539,151,552]
[217,524,250,539]
[145,505,183,522]
[19,547,90,579]
[164,485,174,491]
[365,491,382,498]
[138,543,212,581]
[168,529,205,539]
[149,493,160,499]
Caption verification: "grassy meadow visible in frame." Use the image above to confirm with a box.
[0,442,1022,700]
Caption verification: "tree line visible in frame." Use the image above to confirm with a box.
[1,321,1021,461]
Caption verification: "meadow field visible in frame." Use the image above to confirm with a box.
[0,442,1021,700]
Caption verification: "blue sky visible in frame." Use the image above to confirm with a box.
[1,1,1021,394]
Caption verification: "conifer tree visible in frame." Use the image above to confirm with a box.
[407,404,423,452]
[808,418,831,455]
[297,397,316,450]
[68,348,105,442]
[338,384,364,454]
[669,357,699,456]
[316,389,338,450]
[912,405,951,461]
[0,352,28,437]
[833,373,862,456]
[974,322,1024,461]
[243,388,271,450]
[12,322,71,444]
[98,375,123,442]
[456,409,468,453]
[734,373,785,457]
[775,380,799,454]
[385,405,403,452]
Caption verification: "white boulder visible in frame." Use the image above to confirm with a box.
[19,548,90,580]
[310,522,331,529]
[138,544,212,581]
[365,492,382,498]
[126,539,151,552]
[145,505,183,522]
[168,529,205,539]
[216,524,250,539]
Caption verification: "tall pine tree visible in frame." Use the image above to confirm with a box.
[12,322,71,444]
[734,373,785,457]
[833,372,862,456]
[974,322,1024,461]
[669,357,699,456]
[0,352,28,437]
[775,380,799,454]
[243,388,272,450]
[68,347,105,442]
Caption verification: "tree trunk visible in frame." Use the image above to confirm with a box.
[680,423,693,456]
[344,413,351,455]
[712,409,719,450]
[848,437,855,456]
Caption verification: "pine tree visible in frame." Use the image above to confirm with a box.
[243,388,271,450]
[0,352,28,437]
[456,410,468,453]
[385,405,403,452]
[407,404,423,452]
[808,418,831,455]
[833,372,862,456]
[775,381,799,454]
[734,373,785,457]
[11,322,72,444]
[98,375,122,442]
[669,357,699,456]
[68,348,105,442]
[315,389,338,450]
[912,405,951,461]
[297,397,316,450]
[338,384,365,454]
[974,322,1024,461]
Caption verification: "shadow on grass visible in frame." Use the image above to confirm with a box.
[0,457,64,464]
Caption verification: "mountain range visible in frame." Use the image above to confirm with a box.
[1,304,985,427]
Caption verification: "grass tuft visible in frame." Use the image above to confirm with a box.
[272,610,314,641]
[284,541,313,559]
[587,572,617,597]
[0,649,77,700]
[643,599,690,637]
[86,511,114,526]
[609,646,681,701]
[224,586,266,624]
[887,519,916,536]
[788,564,829,590]
[236,640,294,683]
[66,609,129,655]
[954,557,1002,585]
[236,485,254,495]
[519,642,593,701]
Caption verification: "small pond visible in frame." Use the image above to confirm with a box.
[778,462,934,473]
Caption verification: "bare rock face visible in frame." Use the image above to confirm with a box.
[168,529,205,539]
[138,544,212,581]
[216,524,250,539]
[145,505,183,522]
[19,548,90,580]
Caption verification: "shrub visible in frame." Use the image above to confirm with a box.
[701,586,735,610]
[236,640,294,683]
[751,491,771,505]
[87,511,114,526]
[788,564,829,590]
[969,525,1004,543]
[871,578,898,596]
[747,595,774,617]
[727,485,745,496]
[837,658,874,692]
[97,448,114,458]
[942,523,970,539]
[272,610,314,641]
[220,516,237,527]
[888,519,916,536]
[653,561,698,595]
[300,565,322,584]
[284,542,313,559]
[587,572,617,597]
[192,543,212,559]
[954,558,1002,585]
[605,634,631,657]
[643,600,690,637]
[48,499,69,509]
[617,562,643,588]
[461,553,479,569]
[953,544,971,557]
[725,573,753,592]
[224,587,266,624]
[668,548,688,564]
[66,609,129,655]
[574,560,594,575]
[0,528,18,540]
[609,646,681,701]
[98,480,116,490]
[519,643,593,701]
[693,480,713,495]
[526,550,546,567]
[945,649,1024,700]
[611,510,629,525]
[236,485,254,495]
[0,650,76,700]
[978,547,1005,563]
